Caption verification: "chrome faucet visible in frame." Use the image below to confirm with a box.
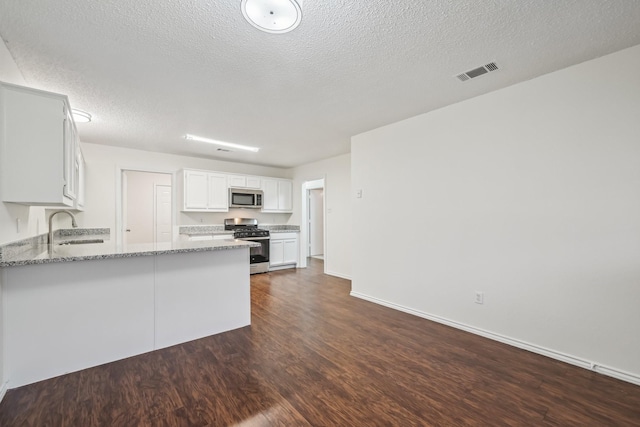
[48,210,78,245]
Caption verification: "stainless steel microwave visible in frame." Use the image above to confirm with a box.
[229,188,263,209]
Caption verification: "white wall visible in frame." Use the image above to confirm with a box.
[0,39,47,246]
[80,143,292,235]
[0,37,31,398]
[291,154,351,279]
[351,44,640,383]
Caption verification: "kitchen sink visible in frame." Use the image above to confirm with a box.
[58,239,105,245]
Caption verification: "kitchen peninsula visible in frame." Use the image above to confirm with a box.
[0,235,259,388]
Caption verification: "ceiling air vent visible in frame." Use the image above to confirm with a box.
[456,62,499,82]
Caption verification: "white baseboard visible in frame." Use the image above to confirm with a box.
[326,270,352,281]
[0,380,7,404]
[269,264,296,272]
[350,291,640,387]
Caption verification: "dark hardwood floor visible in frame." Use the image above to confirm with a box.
[1,258,639,426]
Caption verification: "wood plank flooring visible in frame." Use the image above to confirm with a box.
[1,258,639,426]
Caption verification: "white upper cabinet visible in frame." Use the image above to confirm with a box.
[207,173,228,210]
[228,175,245,188]
[228,174,261,189]
[278,180,293,211]
[0,82,81,207]
[246,176,262,189]
[184,170,209,209]
[262,179,279,211]
[63,106,78,201]
[262,178,292,213]
[181,169,228,212]
[181,168,291,213]
[74,148,86,211]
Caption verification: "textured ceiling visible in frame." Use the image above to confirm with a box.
[1,0,639,168]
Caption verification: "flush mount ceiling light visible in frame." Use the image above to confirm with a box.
[71,109,92,123]
[184,134,260,152]
[241,0,302,34]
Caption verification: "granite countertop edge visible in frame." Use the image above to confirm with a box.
[0,241,260,268]
[179,224,301,235]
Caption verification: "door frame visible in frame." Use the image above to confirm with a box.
[307,188,324,258]
[115,166,177,246]
[299,177,326,271]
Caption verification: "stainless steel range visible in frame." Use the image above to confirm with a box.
[224,218,270,274]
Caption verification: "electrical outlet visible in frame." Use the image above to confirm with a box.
[356,189,363,198]
[475,291,484,304]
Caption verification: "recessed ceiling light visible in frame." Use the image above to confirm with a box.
[71,109,92,123]
[184,134,260,153]
[241,0,302,34]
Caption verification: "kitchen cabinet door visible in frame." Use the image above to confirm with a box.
[262,179,279,211]
[270,240,284,266]
[269,232,298,270]
[283,239,298,264]
[182,170,228,212]
[246,176,261,189]
[184,170,209,209]
[208,173,228,210]
[228,175,246,188]
[63,106,78,201]
[228,175,261,189]
[75,149,86,211]
[262,178,293,213]
[278,180,293,212]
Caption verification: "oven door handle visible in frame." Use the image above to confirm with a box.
[236,236,270,241]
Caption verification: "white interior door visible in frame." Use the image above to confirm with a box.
[123,171,172,245]
[122,172,129,245]
[155,184,172,243]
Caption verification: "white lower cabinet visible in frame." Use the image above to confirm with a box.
[270,232,298,270]
[2,249,251,388]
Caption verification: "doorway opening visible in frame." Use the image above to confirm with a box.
[119,170,174,245]
[308,188,324,260]
[299,178,326,272]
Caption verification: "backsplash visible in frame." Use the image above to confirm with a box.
[56,228,111,237]
[180,209,292,227]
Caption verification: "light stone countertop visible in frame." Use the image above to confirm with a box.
[0,238,259,267]
[262,225,300,232]
[179,224,300,235]
[178,225,232,236]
